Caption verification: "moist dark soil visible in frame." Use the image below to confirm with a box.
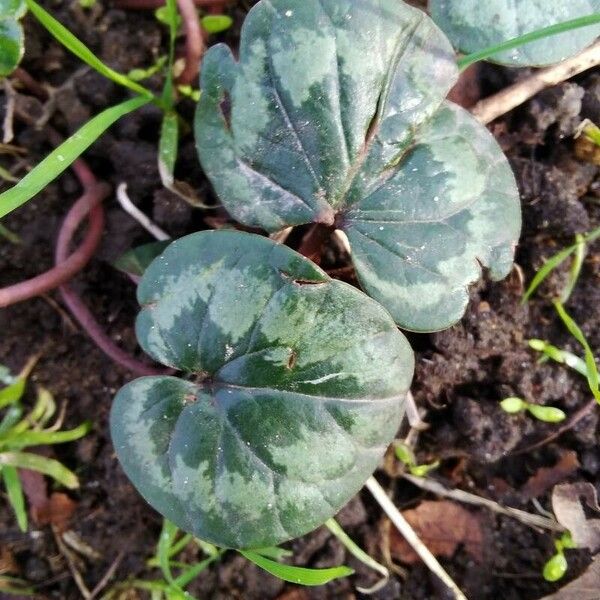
[1,1,599,599]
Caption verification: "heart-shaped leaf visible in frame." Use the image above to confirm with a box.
[111,230,414,549]
[430,0,600,67]
[195,0,521,332]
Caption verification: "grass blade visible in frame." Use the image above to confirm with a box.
[0,223,21,243]
[158,111,178,187]
[0,406,24,437]
[458,14,600,70]
[0,451,79,488]
[0,378,25,409]
[522,243,578,303]
[529,339,589,377]
[160,0,178,108]
[25,0,153,99]
[241,550,353,586]
[157,519,179,586]
[0,95,150,218]
[174,554,222,588]
[325,518,389,594]
[560,234,586,303]
[523,225,600,303]
[553,301,600,402]
[2,465,27,531]
[0,575,35,596]
[2,422,90,450]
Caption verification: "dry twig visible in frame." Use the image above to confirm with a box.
[472,41,600,125]
[365,476,468,600]
[402,474,564,532]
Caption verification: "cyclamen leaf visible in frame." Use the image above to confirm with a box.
[0,19,24,76]
[431,0,600,67]
[111,230,414,549]
[195,0,521,332]
[0,0,26,19]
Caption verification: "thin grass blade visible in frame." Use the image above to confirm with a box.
[560,234,586,303]
[25,0,153,98]
[2,465,27,531]
[241,550,354,586]
[0,96,150,218]
[326,518,389,594]
[522,244,577,303]
[458,13,600,70]
[2,422,90,450]
[553,300,600,402]
[0,451,79,488]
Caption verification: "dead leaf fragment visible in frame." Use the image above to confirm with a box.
[540,555,600,600]
[521,451,580,500]
[552,483,600,552]
[386,500,485,565]
[31,492,76,533]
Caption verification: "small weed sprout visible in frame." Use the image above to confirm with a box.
[543,532,577,582]
[395,442,440,477]
[0,359,90,531]
[500,397,566,423]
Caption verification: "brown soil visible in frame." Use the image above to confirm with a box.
[0,1,599,599]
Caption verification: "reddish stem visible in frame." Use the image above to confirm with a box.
[0,183,108,308]
[114,0,228,7]
[53,170,170,376]
[176,0,205,86]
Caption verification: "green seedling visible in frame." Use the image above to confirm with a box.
[0,359,90,531]
[431,0,600,67]
[543,532,577,582]
[553,301,600,403]
[394,442,440,477]
[106,518,354,597]
[577,119,600,147]
[201,14,233,34]
[128,56,168,82]
[529,339,588,379]
[105,519,224,599]
[500,397,566,423]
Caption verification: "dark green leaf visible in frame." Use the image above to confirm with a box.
[431,0,600,67]
[114,241,172,277]
[111,230,414,549]
[195,0,520,332]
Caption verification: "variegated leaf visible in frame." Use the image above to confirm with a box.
[111,230,414,548]
[195,0,521,332]
[431,0,600,67]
